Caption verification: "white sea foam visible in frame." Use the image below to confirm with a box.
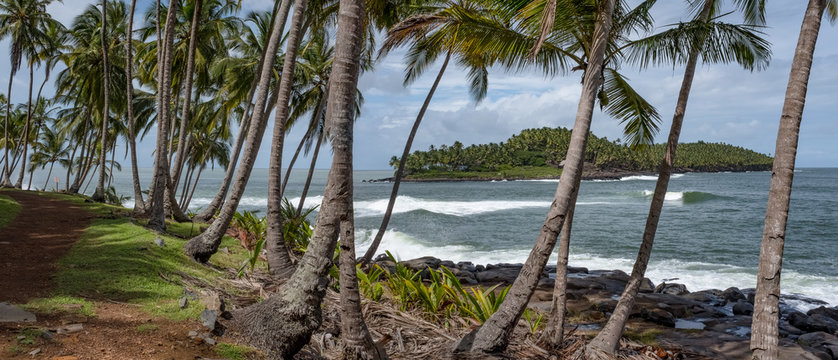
[642,190,684,201]
[356,229,838,307]
[621,174,685,181]
[349,196,552,217]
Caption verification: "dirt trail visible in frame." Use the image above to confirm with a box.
[0,191,92,303]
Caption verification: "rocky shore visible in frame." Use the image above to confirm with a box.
[371,255,838,360]
[364,168,765,183]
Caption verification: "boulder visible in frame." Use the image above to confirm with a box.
[722,287,747,304]
[457,261,477,273]
[789,311,811,330]
[798,332,838,357]
[654,282,689,296]
[0,302,36,322]
[642,308,676,327]
[789,312,838,334]
[474,267,520,284]
[402,257,441,272]
[732,301,754,316]
[200,293,225,312]
[639,278,655,293]
[565,277,606,291]
[200,310,218,331]
[809,306,838,323]
[684,290,725,306]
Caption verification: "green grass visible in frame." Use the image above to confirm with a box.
[623,328,663,346]
[136,323,160,333]
[405,166,562,180]
[0,193,21,229]
[215,342,259,360]
[22,296,95,316]
[18,191,248,321]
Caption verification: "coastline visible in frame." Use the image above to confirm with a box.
[364,167,767,183]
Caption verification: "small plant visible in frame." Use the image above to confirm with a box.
[382,251,421,310]
[280,198,316,253]
[523,309,546,335]
[357,264,385,301]
[440,266,509,323]
[231,211,267,278]
[404,267,451,317]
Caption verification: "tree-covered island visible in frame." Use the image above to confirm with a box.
[386,127,773,181]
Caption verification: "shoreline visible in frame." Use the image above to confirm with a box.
[364,167,767,183]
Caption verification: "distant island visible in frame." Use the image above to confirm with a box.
[378,127,773,181]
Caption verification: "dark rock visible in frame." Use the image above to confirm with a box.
[654,282,689,296]
[639,278,655,293]
[798,332,838,355]
[154,238,166,247]
[200,310,218,331]
[447,267,478,285]
[809,306,838,323]
[183,288,199,300]
[457,262,476,273]
[642,308,676,327]
[537,277,555,289]
[779,320,805,337]
[805,314,838,334]
[566,277,606,291]
[439,260,456,269]
[684,290,725,306]
[373,253,390,263]
[593,300,617,314]
[732,301,754,316]
[568,266,589,274]
[474,267,520,284]
[722,287,747,304]
[475,264,485,272]
[178,297,188,309]
[402,257,441,271]
[789,311,810,330]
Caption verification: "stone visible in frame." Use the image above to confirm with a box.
[188,331,198,337]
[55,324,84,335]
[402,257,441,271]
[439,260,456,269]
[154,237,166,247]
[566,277,606,291]
[722,287,747,304]
[28,348,41,356]
[809,306,838,323]
[805,314,838,334]
[639,278,655,293]
[179,297,188,309]
[204,336,216,345]
[0,302,37,322]
[474,267,521,284]
[790,311,811,330]
[732,301,754,316]
[457,261,477,273]
[654,282,689,296]
[684,290,725,306]
[568,266,589,274]
[200,310,218,331]
[200,293,225,312]
[642,308,676,327]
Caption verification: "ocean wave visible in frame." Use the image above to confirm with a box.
[639,190,720,203]
[350,196,551,217]
[621,174,685,181]
[354,230,838,307]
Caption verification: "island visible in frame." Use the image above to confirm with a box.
[376,127,773,181]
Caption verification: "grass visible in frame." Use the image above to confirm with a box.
[215,342,259,360]
[18,191,248,321]
[22,296,95,316]
[623,328,663,346]
[405,166,562,180]
[136,323,160,333]
[0,193,21,229]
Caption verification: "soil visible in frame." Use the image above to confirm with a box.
[0,191,220,360]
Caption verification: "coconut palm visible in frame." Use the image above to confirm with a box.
[29,123,68,191]
[91,0,112,202]
[586,0,771,354]
[751,1,836,359]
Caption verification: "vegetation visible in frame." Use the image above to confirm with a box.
[0,193,19,228]
[394,127,774,179]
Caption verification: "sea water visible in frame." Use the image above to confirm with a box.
[94,167,837,306]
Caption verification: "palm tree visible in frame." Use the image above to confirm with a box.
[751,1,836,359]
[453,0,617,354]
[184,0,294,261]
[0,0,51,187]
[91,0,112,202]
[29,124,68,191]
[125,0,145,212]
[360,0,493,265]
[233,1,383,358]
[587,0,771,354]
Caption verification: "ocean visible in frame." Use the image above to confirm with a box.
[39,167,838,306]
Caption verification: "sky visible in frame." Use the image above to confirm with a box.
[1,0,836,171]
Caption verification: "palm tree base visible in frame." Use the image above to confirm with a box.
[184,233,219,263]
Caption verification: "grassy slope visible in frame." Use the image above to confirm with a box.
[0,193,21,229]
[20,192,249,322]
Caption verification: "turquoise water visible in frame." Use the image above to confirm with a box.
[49,167,836,305]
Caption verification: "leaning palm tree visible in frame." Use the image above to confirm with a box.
[587,0,771,354]
[453,0,618,354]
[91,0,112,202]
[360,0,493,265]
[751,1,836,359]
[184,0,295,261]
[124,0,145,212]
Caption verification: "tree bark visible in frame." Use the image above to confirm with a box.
[280,128,310,197]
[452,0,615,354]
[360,51,450,265]
[296,126,323,217]
[2,68,14,187]
[183,0,293,262]
[92,0,111,202]
[751,1,824,359]
[586,1,714,355]
[540,172,581,349]
[233,1,381,357]
[265,0,309,280]
[43,162,55,190]
[125,0,145,212]
[171,0,204,190]
[14,67,34,189]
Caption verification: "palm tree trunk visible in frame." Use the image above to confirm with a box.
[148,0,179,232]
[2,70,15,187]
[587,2,714,354]
[171,0,203,190]
[184,166,202,211]
[92,0,111,202]
[14,67,35,188]
[453,0,615,354]
[280,128,310,197]
[296,127,323,216]
[83,163,99,194]
[107,143,116,189]
[179,162,193,207]
[125,0,145,213]
[233,1,382,357]
[361,51,450,265]
[183,0,293,262]
[44,162,55,190]
[265,0,309,280]
[751,1,825,359]
[540,173,581,349]
[70,119,93,193]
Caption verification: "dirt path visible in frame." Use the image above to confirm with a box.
[0,191,92,303]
